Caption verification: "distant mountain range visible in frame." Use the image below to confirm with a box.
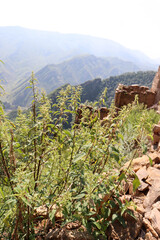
[0,27,157,83]
[0,26,158,107]
[7,71,156,121]
[9,55,142,107]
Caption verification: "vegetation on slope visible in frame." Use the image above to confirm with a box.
[7,70,156,109]
[1,74,160,239]
[49,70,156,107]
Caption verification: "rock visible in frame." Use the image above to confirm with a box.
[152,201,160,211]
[99,107,109,120]
[148,152,160,164]
[45,228,60,240]
[146,166,160,185]
[154,164,160,169]
[143,182,160,210]
[149,208,160,235]
[136,167,148,180]
[143,218,159,238]
[151,66,160,104]
[123,155,151,172]
[136,205,145,215]
[66,221,81,230]
[119,195,131,203]
[45,226,94,240]
[153,124,160,134]
[106,210,143,240]
[35,205,63,221]
[145,231,157,240]
[35,205,48,218]
[75,105,109,125]
[138,181,149,192]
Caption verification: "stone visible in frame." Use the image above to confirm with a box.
[75,105,109,125]
[153,124,160,134]
[138,181,149,192]
[148,152,160,164]
[145,231,157,240]
[135,205,145,215]
[149,208,160,235]
[99,107,109,120]
[143,181,160,210]
[146,166,160,185]
[153,134,160,144]
[152,201,160,211]
[35,205,63,221]
[143,218,159,238]
[151,66,160,104]
[45,226,94,240]
[114,67,160,109]
[106,210,143,240]
[35,205,48,218]
[123,155,151,172]
[136,167,148,180]
[119,195,131,203]
[115,84,156,108]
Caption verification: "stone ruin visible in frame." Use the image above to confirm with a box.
[75,105,109,125]
[76,67,160,126]
[115,66,160,109]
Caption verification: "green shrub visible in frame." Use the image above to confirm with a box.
[0,75,159,239]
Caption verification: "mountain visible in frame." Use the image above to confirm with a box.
[8,55,141,107]
[0,26,157,90]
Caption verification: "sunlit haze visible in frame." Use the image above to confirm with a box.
[1,0,160,59]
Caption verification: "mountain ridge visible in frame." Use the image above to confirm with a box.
[8,54,141,107]
[0,26,157,89]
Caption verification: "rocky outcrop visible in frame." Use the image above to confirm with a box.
[119,150,160,240]
[115,66,160,108]
[151,66,160,104]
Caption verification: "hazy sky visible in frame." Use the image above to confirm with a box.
[1,0,160,59]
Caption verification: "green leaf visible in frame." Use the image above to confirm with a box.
[92,221,101,230]
[118,133,124,140]
[0,187,5,198]
[73,152,86,163]
[112,213,118,222]
[110,152,119,162]
[73,193,86,200]
[49,208,57,225]
[118,172,126,182]
[21,197,32,208]
[148,156,153,166]
[133,175,140,192]
[127,209,136,219]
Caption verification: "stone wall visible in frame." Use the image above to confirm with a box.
[115,84,156,108]
[75,105,109,125]
[115,66,160,109]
